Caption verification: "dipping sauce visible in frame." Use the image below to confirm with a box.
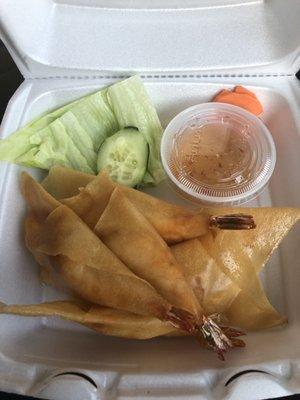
[161,103,276,205]
[171,123,251,186]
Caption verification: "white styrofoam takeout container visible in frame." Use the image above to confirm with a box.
[0,1,300,399]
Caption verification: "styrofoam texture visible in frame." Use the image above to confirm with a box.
[0,0,300,78]
[1,0,300,397]
[54,0,264,9]
[1,77,300,399]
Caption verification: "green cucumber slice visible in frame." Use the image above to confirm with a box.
[107,75,165,186]
[97,128,148,187]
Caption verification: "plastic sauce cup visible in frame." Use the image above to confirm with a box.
[161,103,276,206]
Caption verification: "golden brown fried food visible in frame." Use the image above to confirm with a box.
[200,230,286,330]
[23,172,222,338]
[225,290,287,330]
[22,173,173,320]
[0,301,176,339]
[171,239,240,316]
[170,234,287,331]
[207,207,300,274]
[61,170,116,229]
[45,166,254,243]
[19,169,298,354]
[95,187,202,317]
[94,188,243,357]
[42,165,94,199]
[84,306,175,339]
[45,167,212,242]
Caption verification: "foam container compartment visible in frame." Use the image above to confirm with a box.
[0,1,300,399]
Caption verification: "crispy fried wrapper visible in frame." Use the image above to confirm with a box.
[209,207,300,274]
[61,170,115,229]
[225,290,287,330]
[200,230,287,330]
[23,172,217,339]
[94,187,246,357]
[0,301,175,339]
[43,166,256,244]
[44,166,210,243]
[21,172,173,320]
[42,165,94,200]
[85,306,175,339]
[169,237,285,331]
[95,187,202,318]
[199,206,300,330]
[17,170,300,350]
[171,239,240,316]
[0,299,243,346]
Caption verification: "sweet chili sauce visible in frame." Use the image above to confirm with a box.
[171,123,252,186]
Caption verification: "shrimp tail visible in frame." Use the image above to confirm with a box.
[199,316,246,360]
[166,307,197,334]
[209,214,256,230]
[166,309,246,360]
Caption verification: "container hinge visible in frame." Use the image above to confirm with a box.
[26,72,294,81]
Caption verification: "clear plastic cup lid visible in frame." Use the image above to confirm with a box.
[161,103,276,205]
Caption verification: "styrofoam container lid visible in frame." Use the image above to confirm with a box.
[0,0,300,78]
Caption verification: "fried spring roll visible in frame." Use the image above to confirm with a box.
[171,239,240,316]
[200,231,286,330]
[44,167,243,244]
[94,187,202,317]
[0,301,176,339]
[94,188,243,356]
[21,173,173,320]
[207,207,300,274]
[42,166,94,199]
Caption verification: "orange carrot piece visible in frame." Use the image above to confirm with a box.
[212,86,263,116]
[234,86,257,99]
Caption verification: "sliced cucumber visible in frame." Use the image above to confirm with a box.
[107,75,165,186]
[97,128,148,187]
